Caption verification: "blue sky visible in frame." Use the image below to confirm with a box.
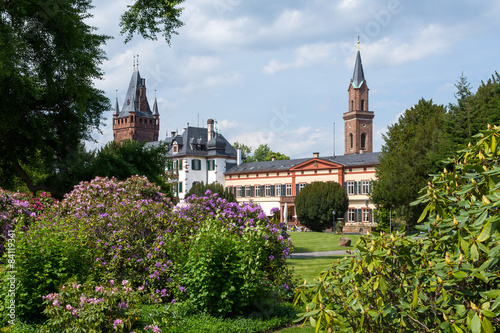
[86,0,500,158]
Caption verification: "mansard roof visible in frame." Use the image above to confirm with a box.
[116,70,154,119]
[225,152,380,174]
[351,50,366,89]
[166,126,237,158]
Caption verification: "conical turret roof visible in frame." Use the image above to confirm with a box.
[351,50,365,89]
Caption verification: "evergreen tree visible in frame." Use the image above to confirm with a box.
[371,99,448,231]
[294,182,348,232]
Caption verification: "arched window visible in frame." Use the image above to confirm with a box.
[361,133,366,150]
[361,99,365,111]
[349,133,353,150]
[350,100,354,111]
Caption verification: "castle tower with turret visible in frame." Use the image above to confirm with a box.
[113,58,159,143]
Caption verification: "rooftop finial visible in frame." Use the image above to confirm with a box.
[357,33,360,51]
[133,55,136,70]
[136,54,139,70]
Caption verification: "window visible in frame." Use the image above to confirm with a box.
[178,182,183,193]
[207,160,215,171]
[299,183,307,192]
[236,186,242,197]
[178,159,183,170]
[255,186,261,197]
[361,133,366,150]
[246,186,252,197]
[363,209,371,222]
[286,184,292,196]
[361,99,365,110]
[173,143,178,153]
[265,185,271,197]
[347,181,355,195]
[191,159,201,170]
[362,181,371,194]
[275,184,282,197]
[348,209,355,222]
[349,133,353,150]
[350,100,353,111]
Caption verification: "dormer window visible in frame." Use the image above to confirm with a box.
[172,142,179,154]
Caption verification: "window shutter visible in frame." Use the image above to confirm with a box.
[251,186,255,197]
[271,185,275,196]
[179,182,183,192]
[261,185,265,195]
[207,160,210,170]
[179,160,183,170]
[343,182,347,190]
[358,182,362,195]
[212,160,215,170]
[191,159,194,169]
[356,209,361,222]
[241,187,245,198]
[295,184,299,195]
[369,181,372,194]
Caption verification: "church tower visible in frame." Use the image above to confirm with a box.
[343,43,374,155]
[113,56,160,143]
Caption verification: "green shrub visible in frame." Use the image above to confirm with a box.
[294,181,348,232]
[0,215,93,325]
[294,126,500,332]
[186,182,237,202]
[180,213,293,317]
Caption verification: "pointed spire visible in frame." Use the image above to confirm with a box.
[152,95,159,116]
[114,91,120,116]
[351,49,365,89]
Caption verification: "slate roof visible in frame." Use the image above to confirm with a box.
[225,152,380,174]
[351,50,365,89]
[116,70,155,119]
[165,126,237,158]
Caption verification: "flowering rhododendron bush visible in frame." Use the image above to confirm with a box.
[1,176,293,327]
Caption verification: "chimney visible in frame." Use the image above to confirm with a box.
[207,119,215,141]
[271,155,276,161]
[171,131,176,137]
[237,148,241,165]
[313,152,319,158]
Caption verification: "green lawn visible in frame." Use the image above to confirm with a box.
[287,255,344,284]
[288,231,361,253]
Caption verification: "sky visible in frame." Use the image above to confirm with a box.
[85,0,500,159]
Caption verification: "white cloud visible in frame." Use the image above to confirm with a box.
[263,42,335,74]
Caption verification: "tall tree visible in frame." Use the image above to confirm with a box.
[446,72,500,149]
[0,0,110,193]
[371,99,448,231]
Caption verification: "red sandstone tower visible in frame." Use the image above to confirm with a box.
[343,44,374,155]
[113,62,159,143]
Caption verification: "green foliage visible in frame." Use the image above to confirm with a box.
[88,140,171,196]
[41,279,143,332]
[0,215,93,324]
[244,144,290,162]
[446,72,500,149]
[180,216,292,317]
[371,99,448,231]
[0,0,110,194]
[294,182,348,232]
[186,182,236,202]
[293,125,500,332]
[233,142,252,161]
[119,0,184,44]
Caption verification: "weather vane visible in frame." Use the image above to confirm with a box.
[357,32,360,50]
